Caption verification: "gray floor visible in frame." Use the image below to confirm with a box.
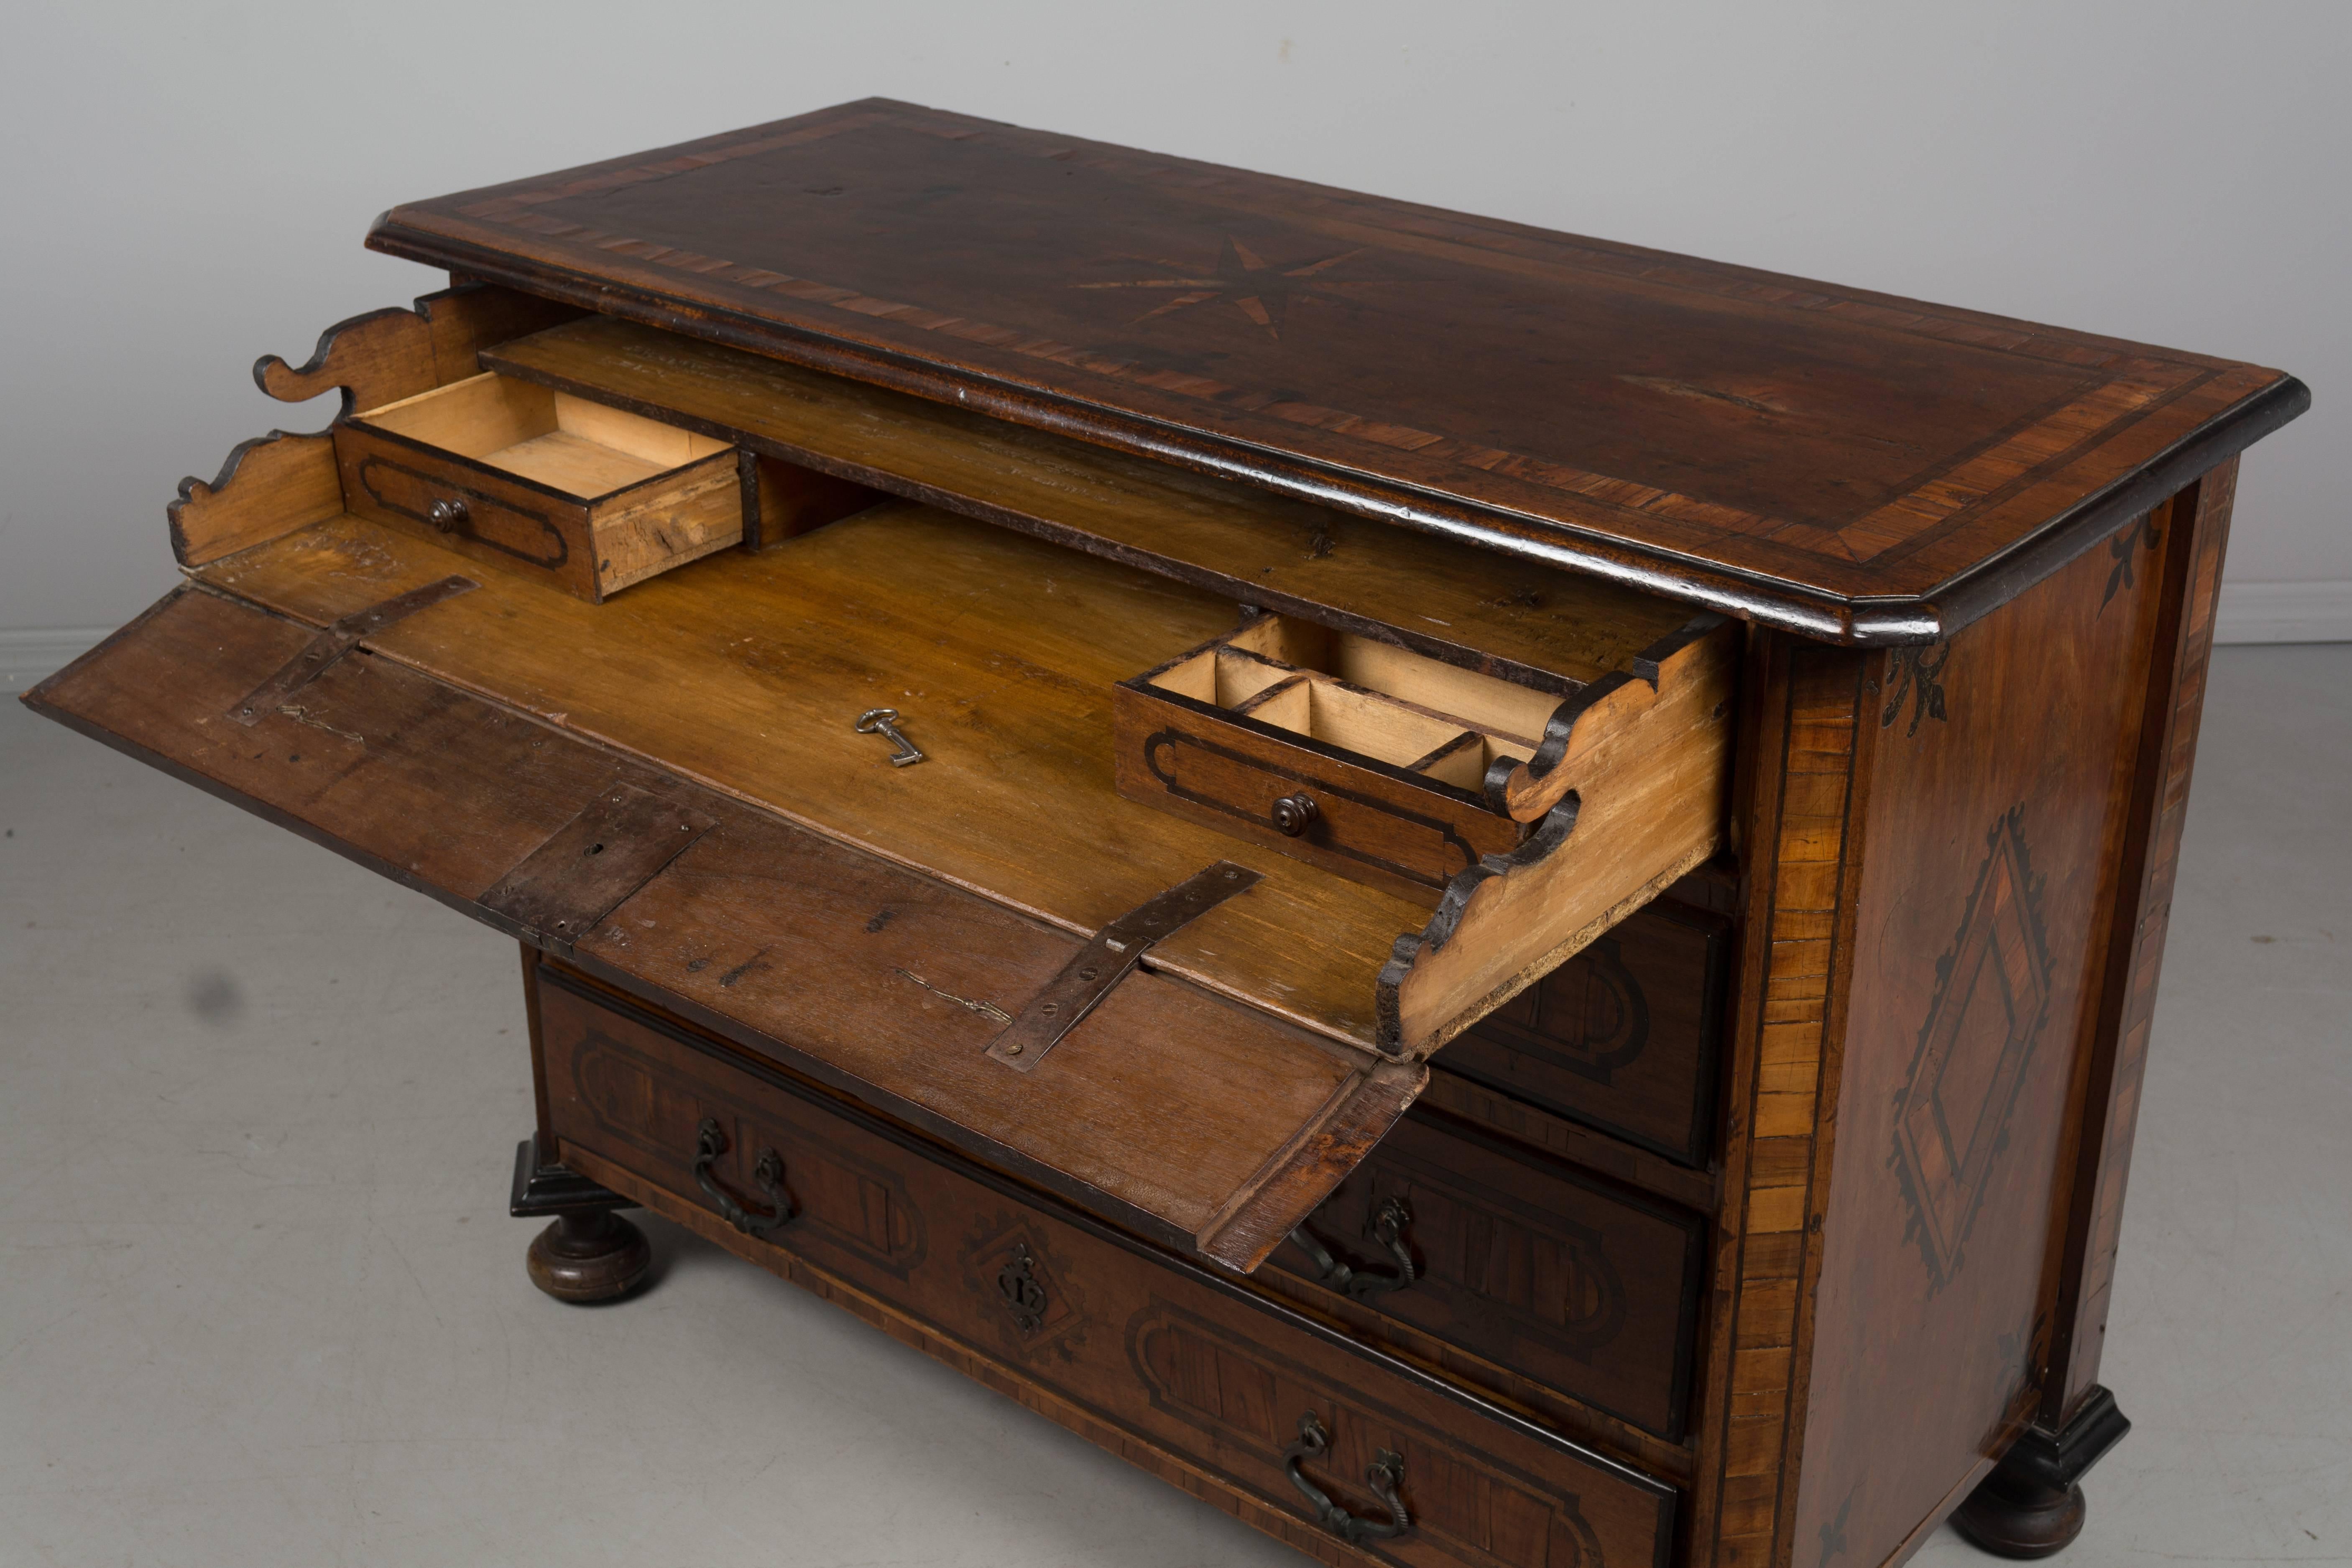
[3,644,2347,1568]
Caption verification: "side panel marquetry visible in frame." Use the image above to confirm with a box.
[1788,485,2185,1566]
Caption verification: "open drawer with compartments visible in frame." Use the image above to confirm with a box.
[23,101,2306,1568]
[44,270,1744,1283]
[47,392,1734,1269]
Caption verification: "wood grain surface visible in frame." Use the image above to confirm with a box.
[2044,460,2239,1422]
[483,314,1692,687]
[1684,638,1871,1568]
[20,585,1427,1272]
[370,99,2306,639]
[186,504,1718,1061]
[1787,488,2186,1568]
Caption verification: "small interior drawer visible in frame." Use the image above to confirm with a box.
[334,372,741,602]
[1114,613,1560,904]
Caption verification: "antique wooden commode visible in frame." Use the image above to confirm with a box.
[25,100,2306,1567]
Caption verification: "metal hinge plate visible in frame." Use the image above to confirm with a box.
[229,575,477,725]
[986,860,1262,1073]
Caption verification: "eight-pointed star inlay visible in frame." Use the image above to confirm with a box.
[1075,236,1374,339]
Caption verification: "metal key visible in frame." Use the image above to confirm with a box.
[855,707,926,767]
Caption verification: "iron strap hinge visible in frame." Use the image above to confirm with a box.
[478,780,718,959]
[986,860,1262,1073]
[229,575,478,725]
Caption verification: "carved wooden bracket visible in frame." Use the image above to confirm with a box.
[172,286,585,569]
[1487,614,1731,822]
[168,430,344,567]
[251,283,583,421]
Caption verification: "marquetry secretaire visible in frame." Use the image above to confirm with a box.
[25,100,2307,1568]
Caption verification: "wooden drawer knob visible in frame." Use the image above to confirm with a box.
[426,497,470,534]
[1271,792,1319,837]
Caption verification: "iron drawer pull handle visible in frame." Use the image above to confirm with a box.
[426,497,470,534]
[1282,1411,1410,1543]
[1290,1197,1417,1302]
[690,1117,797,1236]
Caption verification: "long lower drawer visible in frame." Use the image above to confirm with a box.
[534,960,1675,1568]
[1268,1111,1705,1441]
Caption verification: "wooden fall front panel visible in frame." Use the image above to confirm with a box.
[20,100,2306,1568]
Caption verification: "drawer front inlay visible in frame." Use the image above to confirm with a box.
[1141,723,1490,890]
[1438,899,1731,1167]
[354,454,572,569]
[1276,1113,1706,1441]
[534,963,1675,1568]
[560,1007,926,1278]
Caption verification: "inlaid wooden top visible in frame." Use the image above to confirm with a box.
[372,98,2306,642]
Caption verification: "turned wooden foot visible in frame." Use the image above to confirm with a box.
[511,1133,649,1304]
[1951,1387,2130,1560]
[525,1208,652,1303]
[1951,1469,2086,1558]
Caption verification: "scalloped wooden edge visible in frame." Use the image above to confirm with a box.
[1488,612,1732,822]
[1379,616,1739,1057]
[172,286,587,569]
[251,283,583,421]
[168,430,345,567]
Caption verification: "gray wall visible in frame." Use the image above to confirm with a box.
[3,0,2342,642]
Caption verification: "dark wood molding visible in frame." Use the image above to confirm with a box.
[509,1130,633,1216]
[365,100,2308,645]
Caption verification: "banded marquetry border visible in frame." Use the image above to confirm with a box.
[438,187,2210,575]
[408,100,2247,582]
[447,191,1785,549]
[2045,458,2238,1419]
[460,99,2200,383]
[1703,644,1868,1568]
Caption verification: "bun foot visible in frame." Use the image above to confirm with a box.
[1951,1470,2086,1559]
[526,1208,652,1303]
[1951,1386,2130,1560]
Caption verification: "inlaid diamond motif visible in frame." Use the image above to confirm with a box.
[1892,808,2055,1290]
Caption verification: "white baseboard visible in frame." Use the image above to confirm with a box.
[0,628,109,692]
[2214,581,2352,645]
